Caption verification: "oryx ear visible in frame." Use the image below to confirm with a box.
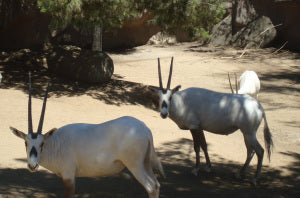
[10,127,26,140]
[44,128,57,140]
[148,86,159,92]
[172,85,181,93]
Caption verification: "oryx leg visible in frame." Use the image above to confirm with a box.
[128,165,159,198]
[144,148,160,197]
[190,129,211,175]
[190,129,201,176]
[243,133,264,185]
[199,130,212,172]
[62,177,75,198]
[236,134,255,179]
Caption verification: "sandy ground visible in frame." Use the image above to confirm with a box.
[0,42,299,197]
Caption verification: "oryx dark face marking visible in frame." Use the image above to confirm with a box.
[162,101,168,109]
[31,133,38,139]
[25,132,45,172]
[158,89,173,119]
[30,146,37,157]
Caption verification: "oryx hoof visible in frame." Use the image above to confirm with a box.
[235,172,245,180]
[251,178,257,186]
[204,165,211,173]
[191,168,200,176]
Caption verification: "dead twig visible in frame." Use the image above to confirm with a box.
[272,41,288,54]
[237,23,283,58]
[255,24,282,39]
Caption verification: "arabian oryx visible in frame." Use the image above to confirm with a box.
[228,70,260,99]
[10,73,164,198]
[149,57,273,185]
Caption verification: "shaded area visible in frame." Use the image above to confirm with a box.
[0,57,158,109]
[0,138,299,198]
[260,69,300,93]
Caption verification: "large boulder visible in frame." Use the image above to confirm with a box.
[210,0,300,50]
[211,15,276,48]
[210,15,233,47]
[46,45,114,83]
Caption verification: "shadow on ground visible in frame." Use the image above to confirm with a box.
[0,65,158,110]
[260,69,300,94]
[0,138,299,198]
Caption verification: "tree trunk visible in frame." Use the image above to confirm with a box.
[231,0,257,34]
[92,24,102,52]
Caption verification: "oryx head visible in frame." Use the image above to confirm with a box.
[149,57,181,119]
[10,73,57,172]
[228,72,238,94]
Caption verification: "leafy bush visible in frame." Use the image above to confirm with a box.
[37,0,226,39]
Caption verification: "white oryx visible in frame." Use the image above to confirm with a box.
[149,58,273,185]
[228,70,260,99]
[10,73,164,198]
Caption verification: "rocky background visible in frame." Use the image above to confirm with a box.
[210,0,300,51]
[0,0,299,84]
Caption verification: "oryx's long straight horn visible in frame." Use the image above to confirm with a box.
[28,72,33,134]
[37,83,50,134]
[235,73,238,94]
[158,58,163,89]
[167,57,173,89]
[228,73,234,94]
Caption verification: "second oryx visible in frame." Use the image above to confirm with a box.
[149,57,273,185]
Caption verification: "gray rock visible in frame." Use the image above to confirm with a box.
[211,0,300,50]
[46,45,114,83]
[210,15,233,46]
[232,15,276,48]
[210,15,276,48]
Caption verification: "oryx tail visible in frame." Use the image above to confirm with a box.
[148,139,165,178]
[263,112,273,161]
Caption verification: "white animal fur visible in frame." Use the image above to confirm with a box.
[150,58,273,185]
[10,74,164,198]
[228,70,260,99]
[11,117,164,198]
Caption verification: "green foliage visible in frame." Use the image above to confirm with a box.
[38,0,139,29]
[150,0,226,39]
[37,0,225,39]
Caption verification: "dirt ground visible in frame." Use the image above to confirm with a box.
[0,42,299,197]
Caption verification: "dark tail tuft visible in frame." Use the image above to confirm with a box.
[263,113,273,161]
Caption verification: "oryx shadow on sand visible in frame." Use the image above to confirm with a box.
[0,138,299,198]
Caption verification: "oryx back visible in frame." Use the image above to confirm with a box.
[169,88,264,134]
[40,116,155,177]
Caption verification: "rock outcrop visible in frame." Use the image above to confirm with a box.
[46,45,114,83]
[210,0,300,50]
